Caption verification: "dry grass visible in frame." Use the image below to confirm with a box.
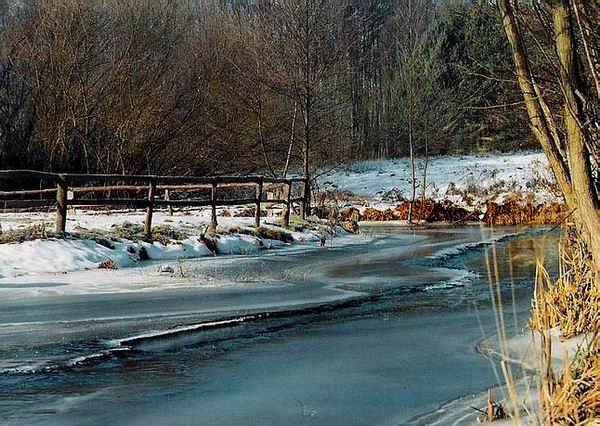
[479,225,599,425]
[530,227,600,425]
[528,227,599,425]
[542,335,600,425]
[395,199,472,222]
[0,223,51,243]
[361,207,398,221]
[342,197,565,225]
[530,227,599,339]
[358,199,472,222]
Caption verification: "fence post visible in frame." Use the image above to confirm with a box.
[165,189,173,216]
[283,180,292,227]
[145,180,156,238]
[209,179,218,233]
[55,178,68,233]
[255,177,263,228]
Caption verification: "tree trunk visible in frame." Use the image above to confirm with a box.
[407,116,416,223]
[421,137,429,221]
[552,0,600,271]
[498,0,600,271]
[283,101,298,179]
[303,102,311,219]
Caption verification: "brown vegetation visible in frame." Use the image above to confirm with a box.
[361,207,398,221]
[529,227,599,424]
[484,197,568,227]
[345,198,568,225]
[531,227,599,339]
[544,338,600,425]
[395,199,472,222]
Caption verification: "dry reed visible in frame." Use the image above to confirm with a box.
[531,226,599,425]
[480,225,599,425]
[530,227,599,339]
[541,335,599,425]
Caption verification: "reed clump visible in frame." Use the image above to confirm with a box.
[530,227,599,339]
[529,226,600,425]
[483,225,599,424]
[543,336,600,425]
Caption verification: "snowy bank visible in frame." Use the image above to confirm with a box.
[0,209,329,279]
[319,151,560,212]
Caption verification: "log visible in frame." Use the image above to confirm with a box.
[0,188,58,197]
[68,199,150,207]
[71,185,147,193]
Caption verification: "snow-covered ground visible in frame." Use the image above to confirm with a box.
[319,151,559,210]
[0,151,559,282]
[0,208,328,280]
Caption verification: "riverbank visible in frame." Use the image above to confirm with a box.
[317,151,567,226]
[0,224,551,425]
[0,208,343,280]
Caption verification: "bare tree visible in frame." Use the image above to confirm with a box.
[498,0,600,270]
[254,0,352,216]
[387,0,434,222]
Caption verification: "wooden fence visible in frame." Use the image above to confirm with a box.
[0,170,307,236]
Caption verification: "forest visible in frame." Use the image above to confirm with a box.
[0,0,532,178]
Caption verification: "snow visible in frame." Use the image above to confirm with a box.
[462,327,594,425]
[319,151,559,210]
[483,326,593,371]
[0,207,262,234]
[0,207,325,280]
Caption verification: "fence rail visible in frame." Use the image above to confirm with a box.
[0,170,308,235]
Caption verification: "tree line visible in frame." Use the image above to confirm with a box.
[0,0,531,178]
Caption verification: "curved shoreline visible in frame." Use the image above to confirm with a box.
[0,225,548,426]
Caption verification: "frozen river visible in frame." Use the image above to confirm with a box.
[0,225,556,425]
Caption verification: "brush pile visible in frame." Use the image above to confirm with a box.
[338,196,566,225]
[396,199,472,222]
[351,200,472,223]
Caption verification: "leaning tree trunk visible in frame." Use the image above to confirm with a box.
[552,0,600,271]
[498,0,600,272]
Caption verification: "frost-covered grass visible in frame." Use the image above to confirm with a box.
[319,151,560,209]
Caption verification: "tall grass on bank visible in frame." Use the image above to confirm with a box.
[530,227,599,338]
[531,227,599,425]
[479,225,599,425]
[541,334,599,425]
